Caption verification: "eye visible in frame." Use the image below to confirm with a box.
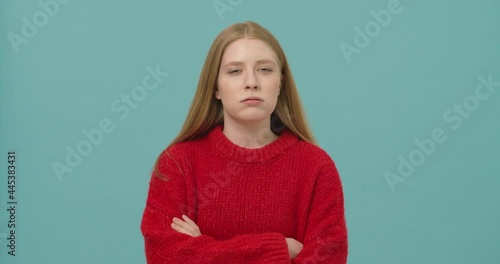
[228,69,241,74]
[259,67,272,72]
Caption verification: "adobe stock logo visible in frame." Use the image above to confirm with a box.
[213,0,243,21]
[339,0,407,63]
[51,64,170,183]
[179,161,237,215]
[302,235,344,264]
[7,0,71,54]
[384,73,499,192]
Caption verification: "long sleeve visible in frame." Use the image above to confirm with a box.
[292,157,348,263]
[140,148,291,264]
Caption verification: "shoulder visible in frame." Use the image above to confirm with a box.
[292,140,344,191]
[166,130,212,153]
[293,140,337,167]
[285,138,342,182]
[155,141,194,171]
[157,136,208,166]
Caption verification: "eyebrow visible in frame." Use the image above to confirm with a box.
[221,59,277,69]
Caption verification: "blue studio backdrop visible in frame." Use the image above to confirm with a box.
[1,0,499,263]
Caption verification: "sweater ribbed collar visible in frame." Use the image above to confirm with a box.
[207,124,298,163]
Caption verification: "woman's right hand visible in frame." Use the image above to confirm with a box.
[285,237,303,259]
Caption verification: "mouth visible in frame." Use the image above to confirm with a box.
[241,96,264,103]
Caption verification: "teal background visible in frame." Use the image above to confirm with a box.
[1,0,499,263]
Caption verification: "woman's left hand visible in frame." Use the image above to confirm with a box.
[171,215,201,237]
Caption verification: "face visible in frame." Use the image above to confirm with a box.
[215,38,282,126]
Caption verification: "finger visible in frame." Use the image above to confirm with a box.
[172,217,194,231]
[171,222,196,237]
[171,222,192,235]
[181,215,201,236]
[182,215,200,232]
[172,217,198,235]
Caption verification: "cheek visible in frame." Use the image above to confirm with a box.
[217,77,241,97]
[215,87,235,106]
[216,77,227,99]
[272,82,281,97]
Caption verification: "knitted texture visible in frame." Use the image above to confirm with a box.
[141,124,348,263]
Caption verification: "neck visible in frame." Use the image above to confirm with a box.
[222,119,278,149]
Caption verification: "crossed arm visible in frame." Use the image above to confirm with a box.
[142,149,348,263]
[171,215,304,259]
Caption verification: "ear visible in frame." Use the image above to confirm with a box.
[279,74,284,95]
[215,88,221,100]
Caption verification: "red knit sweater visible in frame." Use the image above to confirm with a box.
[141,124,348,263]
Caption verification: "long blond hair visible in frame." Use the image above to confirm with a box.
[154,21,317,179]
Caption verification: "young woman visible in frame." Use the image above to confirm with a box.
[140,20,348,263]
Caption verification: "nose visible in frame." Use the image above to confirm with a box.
[244,70,259,90]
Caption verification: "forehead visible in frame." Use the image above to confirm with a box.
[221,38,278,63]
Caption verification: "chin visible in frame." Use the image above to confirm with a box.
[225,109,273,123]
[231,115,270,124]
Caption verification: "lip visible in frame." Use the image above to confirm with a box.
[240,96,264,103]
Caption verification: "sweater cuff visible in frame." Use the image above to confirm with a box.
[258,233,290,262]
